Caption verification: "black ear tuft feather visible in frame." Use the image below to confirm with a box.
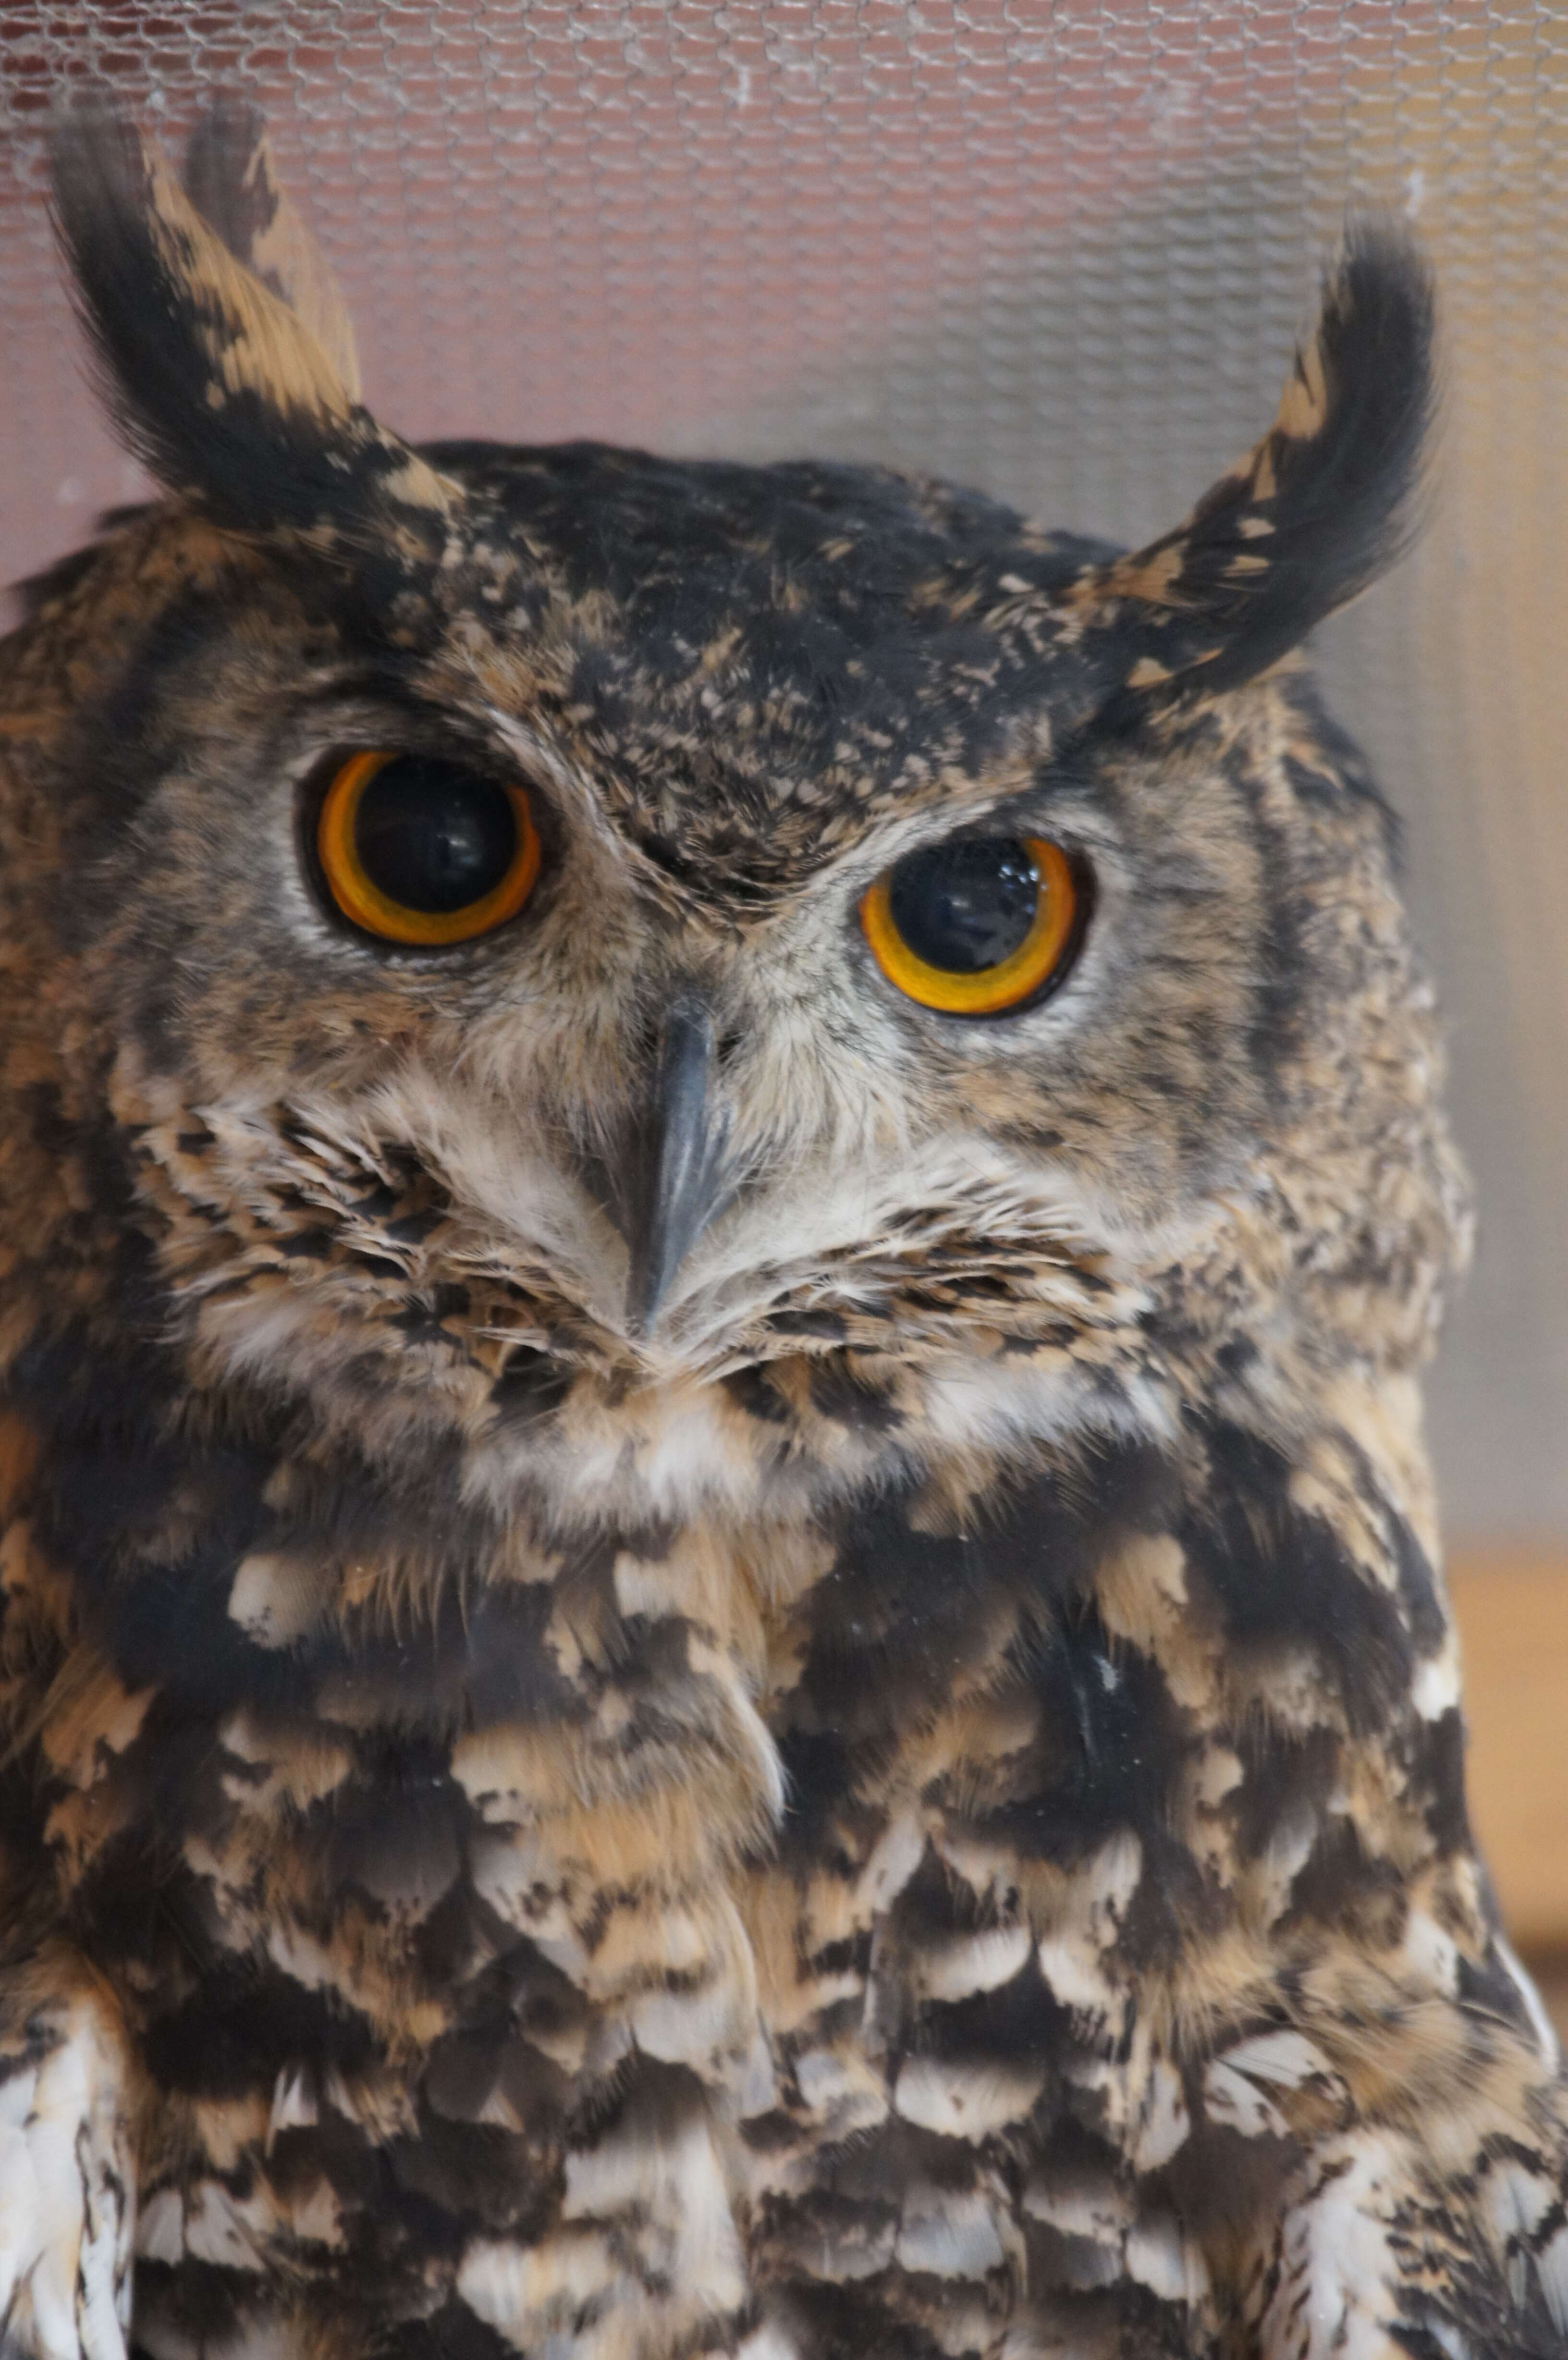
[1087,221,1437,699]
[49,107,450,554]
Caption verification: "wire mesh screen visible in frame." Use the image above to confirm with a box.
[0,3,1563,1545]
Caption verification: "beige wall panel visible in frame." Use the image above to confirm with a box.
[1453,1561,1568,1952]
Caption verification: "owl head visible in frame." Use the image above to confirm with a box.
[0,107,1466,1527]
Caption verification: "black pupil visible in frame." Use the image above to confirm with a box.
[887,837,1041,972]
[353,757,518,914]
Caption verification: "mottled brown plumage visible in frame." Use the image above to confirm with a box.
[0,102,1561,2360]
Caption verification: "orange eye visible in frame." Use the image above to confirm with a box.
[860,834,1080,1016]
[316,750,541,946]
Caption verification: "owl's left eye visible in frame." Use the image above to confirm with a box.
[315,750,541,946]
[860,833,1081,1015]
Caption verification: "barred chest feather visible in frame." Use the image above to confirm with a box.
[2,1344,1563,2360]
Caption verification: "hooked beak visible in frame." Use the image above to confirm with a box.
[613,994,737,1336]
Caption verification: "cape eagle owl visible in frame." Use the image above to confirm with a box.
[0,98,1563,2360]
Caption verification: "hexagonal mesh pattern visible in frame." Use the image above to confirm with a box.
[1,2,1563,1541]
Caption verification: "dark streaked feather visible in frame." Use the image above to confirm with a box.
[183,97,363,399]
[1089,221,1437,698]
[49,108,450,555]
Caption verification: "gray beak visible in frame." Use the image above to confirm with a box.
[617,994,737,1335]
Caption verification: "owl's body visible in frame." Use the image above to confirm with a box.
[0,105,1564,2360]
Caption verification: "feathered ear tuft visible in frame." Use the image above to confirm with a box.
[49,106,452,555]
[182,98,363,403]
[1082,221,1437,700]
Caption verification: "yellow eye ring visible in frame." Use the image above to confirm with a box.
[316,750,541,946]
[860,835,1079,1015]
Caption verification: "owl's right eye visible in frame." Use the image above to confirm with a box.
[315,750,541,946]
[860,833,1082,1015]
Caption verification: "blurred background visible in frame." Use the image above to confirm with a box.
[1,1,1565,1961]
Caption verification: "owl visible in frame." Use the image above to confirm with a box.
[0,93,1562,2360]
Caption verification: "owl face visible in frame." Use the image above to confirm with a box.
[12,112,1466,1523]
